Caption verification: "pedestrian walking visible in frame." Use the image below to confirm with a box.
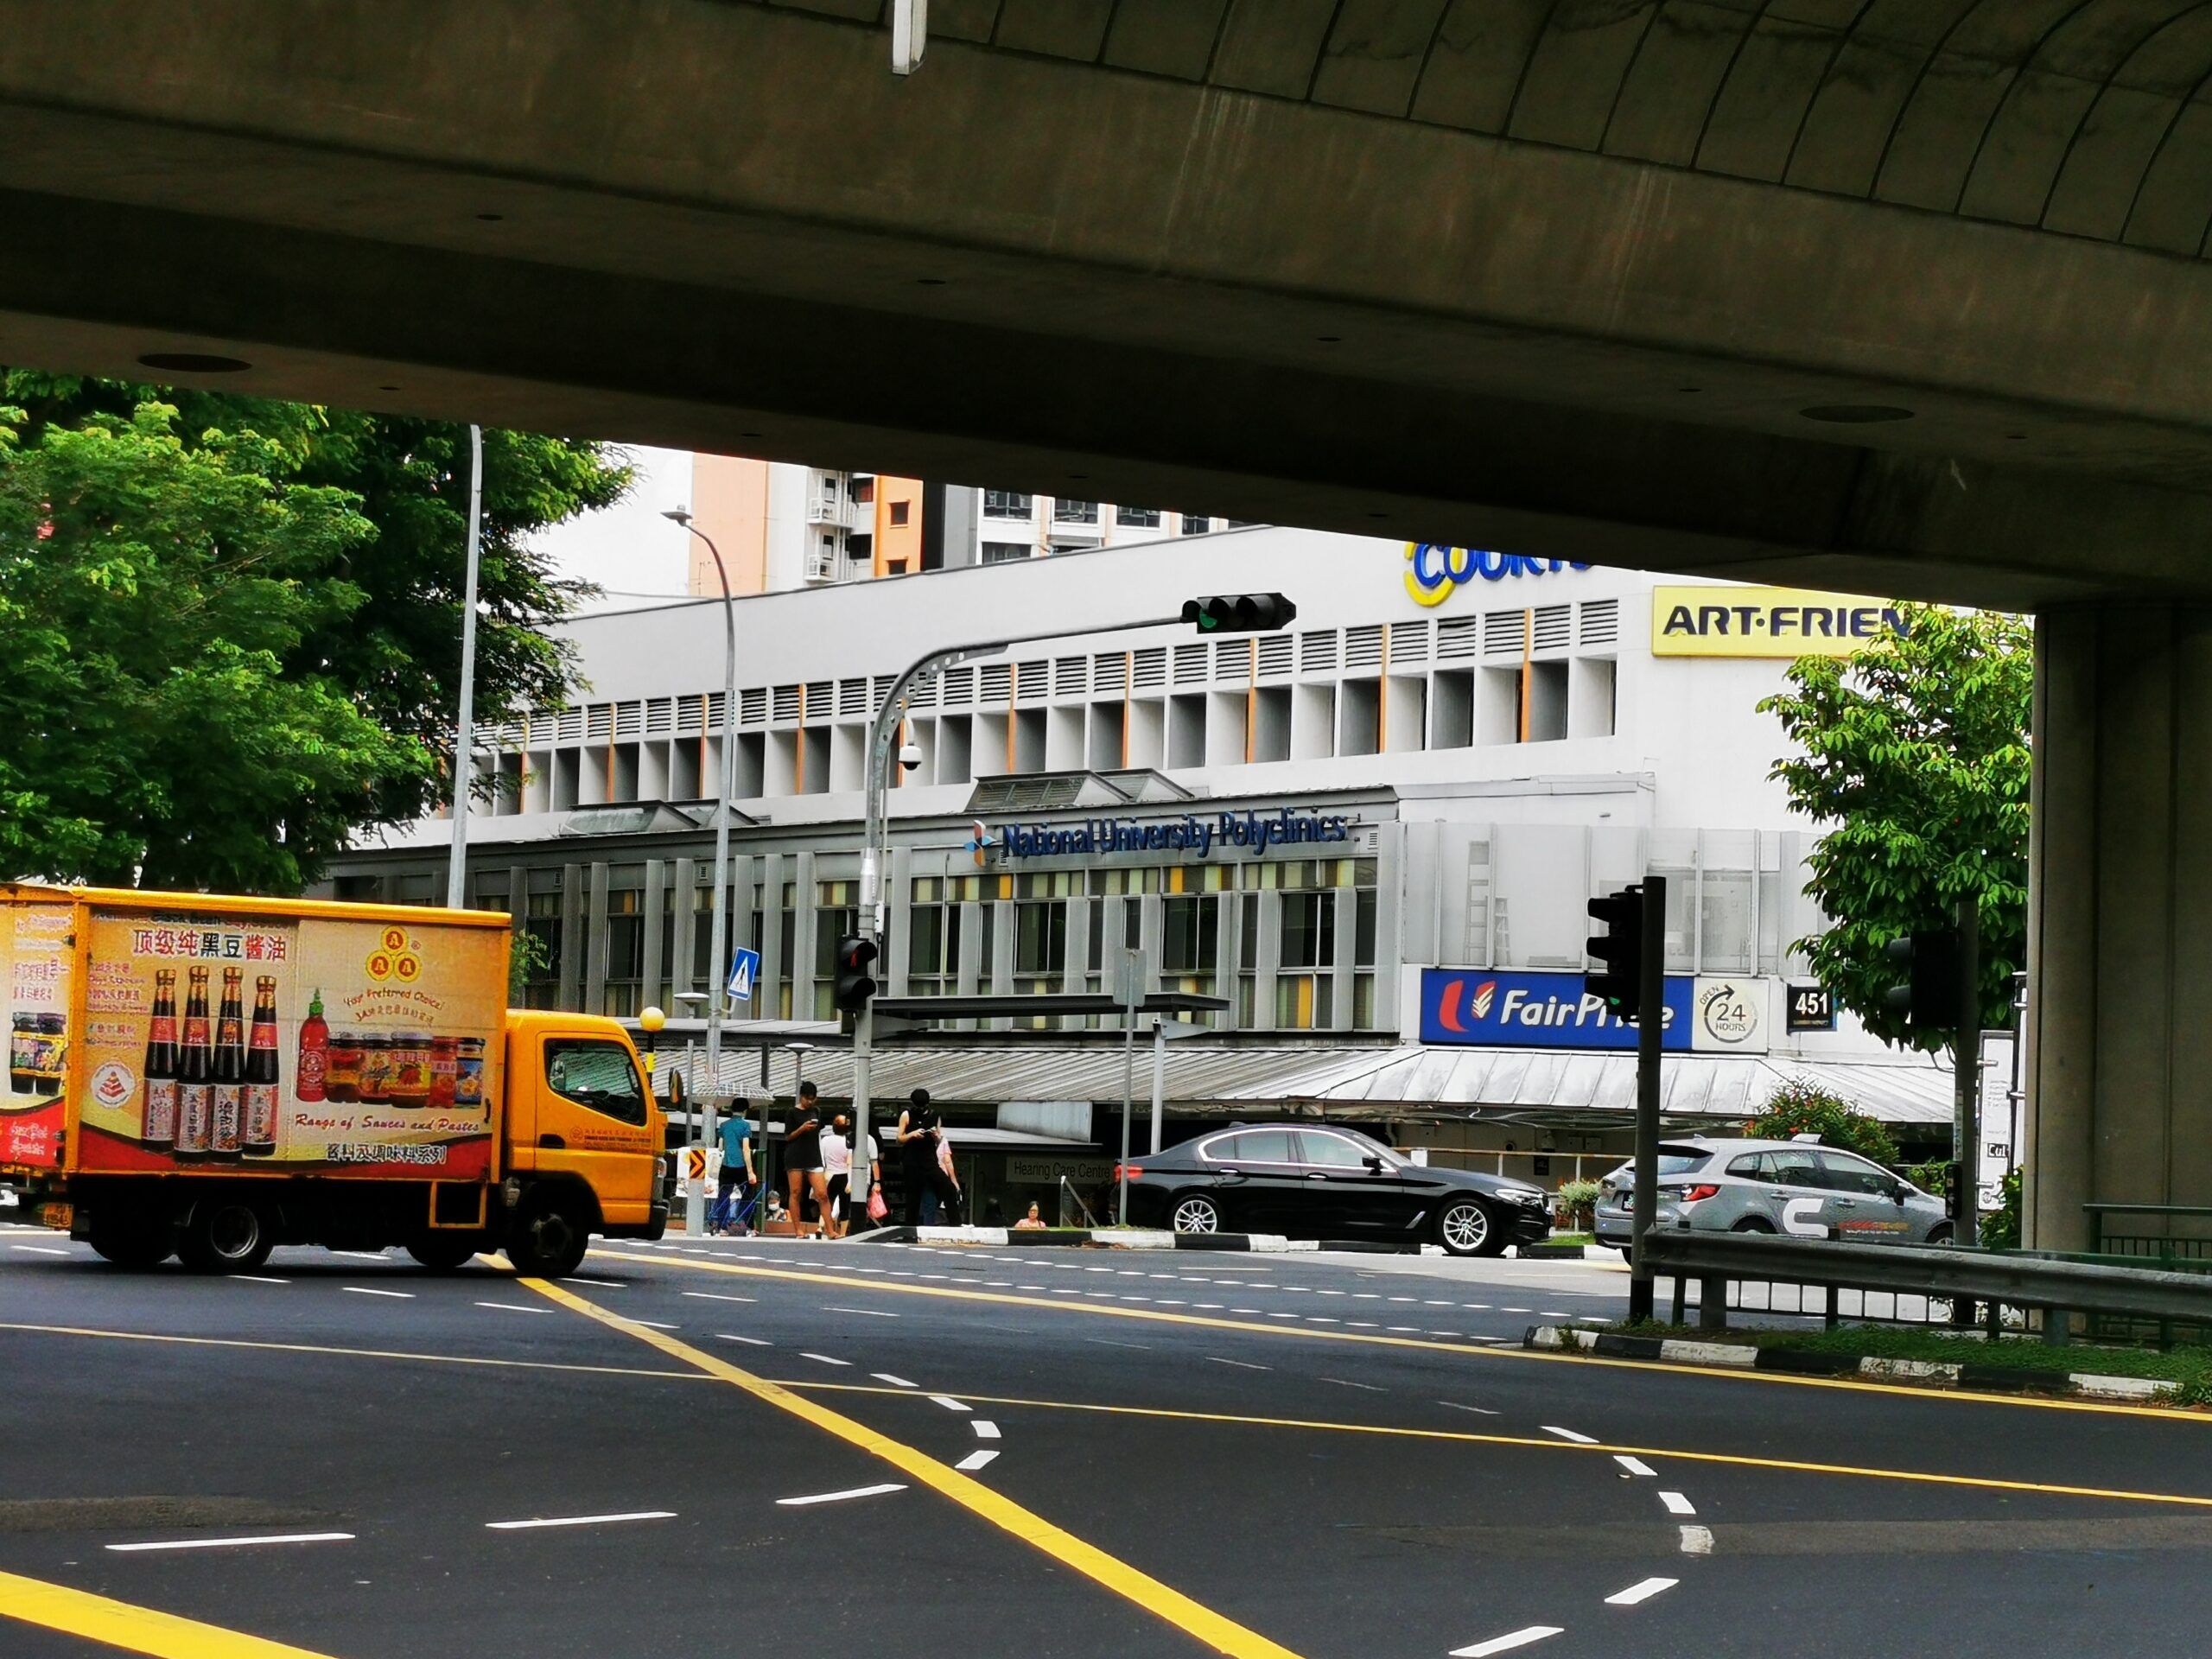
[933,1116,964,1225]
[715,1109,755,1236]
[785,1081,830,1239]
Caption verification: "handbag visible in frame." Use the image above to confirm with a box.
[866,1185,888,1223]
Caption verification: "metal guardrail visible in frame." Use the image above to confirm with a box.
[2086,1202,2212,1263]
[1643,1231,2212,1344]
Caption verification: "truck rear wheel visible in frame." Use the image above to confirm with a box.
[505,1192,588,1278]
[88,1211,175,1270]
[176,1197,274,1274]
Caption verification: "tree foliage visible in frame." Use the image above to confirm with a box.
[0,372,627,893]
[1745,1077,1901,1167]
[1758,606,2031,1052]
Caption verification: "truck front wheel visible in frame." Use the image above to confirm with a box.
[505,1193,588,1278]
[176,1197,274,1274]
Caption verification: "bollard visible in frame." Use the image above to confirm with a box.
[1699,1274,1728,1332]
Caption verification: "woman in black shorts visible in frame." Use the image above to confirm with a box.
[785,1081,829,1238]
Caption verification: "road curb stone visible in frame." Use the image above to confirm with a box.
[1524,1324,2181,1405]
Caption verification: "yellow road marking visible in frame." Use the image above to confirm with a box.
[0,1568,342,1658]
[522,1275,1307,1659]
[770,1379,2212,1511]
[0,1320,703,1383]
[592,1248,2212,1424]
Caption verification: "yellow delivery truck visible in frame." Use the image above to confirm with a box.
[0,885,667,1277]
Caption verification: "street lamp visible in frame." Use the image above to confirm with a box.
[664,505,737,1241]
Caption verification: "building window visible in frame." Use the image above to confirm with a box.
[1179,515,1211,535]
[1116,507,1161,529]
[1014,900,1067,978]
[602,887,644,1018]
[889,499,910,526]
[1274,974,1332,1030]
[523,890,562,1010]
[981,541,1029,565]
[1161,895,1218,976]
[983,491,1032,518]
[1053,499,1099,524]
[1280,893,1335,970]
[907,877,963,995]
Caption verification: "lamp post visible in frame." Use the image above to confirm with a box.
[664,506,737,1240]
[445,423,485,910]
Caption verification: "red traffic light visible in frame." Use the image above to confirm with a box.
[833,934,879,1014]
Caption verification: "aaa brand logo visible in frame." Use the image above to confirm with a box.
[365,926,423,986]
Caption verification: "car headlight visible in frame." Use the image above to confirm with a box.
[1494,1185,1548,1205]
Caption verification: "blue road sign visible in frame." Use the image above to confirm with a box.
[727,947,760,1005]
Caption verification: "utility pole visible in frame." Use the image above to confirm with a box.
[1628,877,1665,1324]
[444,424,484,910]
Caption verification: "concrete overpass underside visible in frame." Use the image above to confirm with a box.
[6,0,2212,1245]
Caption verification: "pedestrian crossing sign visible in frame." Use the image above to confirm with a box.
[728,946,760,1004]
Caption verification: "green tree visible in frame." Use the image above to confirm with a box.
[1,372,628,890]
[0,402,432,890]
[1758,606,2031,1052]
[1745,1078,1900,1166]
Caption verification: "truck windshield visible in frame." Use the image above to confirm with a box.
[545,1039,646,1126]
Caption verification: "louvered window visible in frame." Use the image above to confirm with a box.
[613,702,641,737]
[1533,605,1571,652]
[739,689,766,727]
[1014,660,1047,702]
[980,663,1012,702]
[838,677,869,716]
[586,704,613,740]
[1483,613,1525,657]
[1215,638,1250,679]
[1436,617,1478,661]
[1173,643,1208,684]
[1132,648,1166,690]
[804,682,831,719]
[1054,657,1086,697]
[1580,599,1619,646]
[1256,635,1292,678]
[772,684,802,723]
[556,709,584,743]
[645,698,673,734]
[1389,620,1429,664]
[941,666,976,707]
[1093,652,1127,693]
[1300,631,1338,674]
[1343,626,1382,671]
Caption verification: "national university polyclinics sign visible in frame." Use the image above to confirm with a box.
[1420,969,1769,1055]
[1651,587,1909,657]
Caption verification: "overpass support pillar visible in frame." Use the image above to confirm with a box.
[2026,607,2212,1252]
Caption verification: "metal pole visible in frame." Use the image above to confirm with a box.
[1118,998,1136,1226]
[849,614,1184,1244]
[1628,876,1666,1324]
[1148,1017,1167,1154]
[670,514,737,1238]
[1955,894,1981,1249]
[445,424,484,910]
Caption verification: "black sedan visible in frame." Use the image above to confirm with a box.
[1119,1123,1552,1255]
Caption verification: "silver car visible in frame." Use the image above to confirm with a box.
[1592,1135,1950,1255]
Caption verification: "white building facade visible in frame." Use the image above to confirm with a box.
[327,529,1977,1183]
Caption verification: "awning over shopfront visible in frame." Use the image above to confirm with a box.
[665,1036,1990,1129]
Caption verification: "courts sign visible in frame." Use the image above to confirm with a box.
[1420,969,1769,1054]
[1652,587,1910,658]
[1403,543,1592,608]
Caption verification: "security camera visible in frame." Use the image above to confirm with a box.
[898,743,924,772]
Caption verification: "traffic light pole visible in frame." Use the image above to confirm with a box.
[851,615,1185,1219]
[1628,876,1666,1325]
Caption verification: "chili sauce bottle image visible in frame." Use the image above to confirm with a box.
[296,989,329,1103]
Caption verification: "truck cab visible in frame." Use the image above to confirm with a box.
[498,1011,669,1272]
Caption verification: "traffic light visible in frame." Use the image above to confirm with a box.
[1586,885,1643,1020]
[832,934,880,1014]
[1182,593,1297,633]
[1882,929,1961,1033]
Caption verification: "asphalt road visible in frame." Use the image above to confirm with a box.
[3,1222,2210,1659]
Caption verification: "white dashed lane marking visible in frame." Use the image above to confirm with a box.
[715,1333,772,1347]
[1451,1625,1564,1656]
[955,1449,999,1472]
[9,1244,69,1256]
[800,1352,849,1367]
[475,1302,550,1315]
[930,1395,970,1413]
[970,1421,1001,1440]
[1206,1357,1270,1371]
[872,1373,918,1389]
[776,1484,906,1508]
[682,1290,757,1305]
[343,1287,414,1300]
[486,1511,674,1531]
[108,1532,354,1554]
[1542,1426,1599,1444]
[1659,1491,1697,1516]
[1679,1525,1714,1554]
[1605,1577,1677,1606]
[1613,1456,1656,1478]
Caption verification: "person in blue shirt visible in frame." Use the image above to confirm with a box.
[714,1112,756,1236]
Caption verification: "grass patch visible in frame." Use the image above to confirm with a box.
[1544,1233,1594,1249]
[1605,1319,2212,1404]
